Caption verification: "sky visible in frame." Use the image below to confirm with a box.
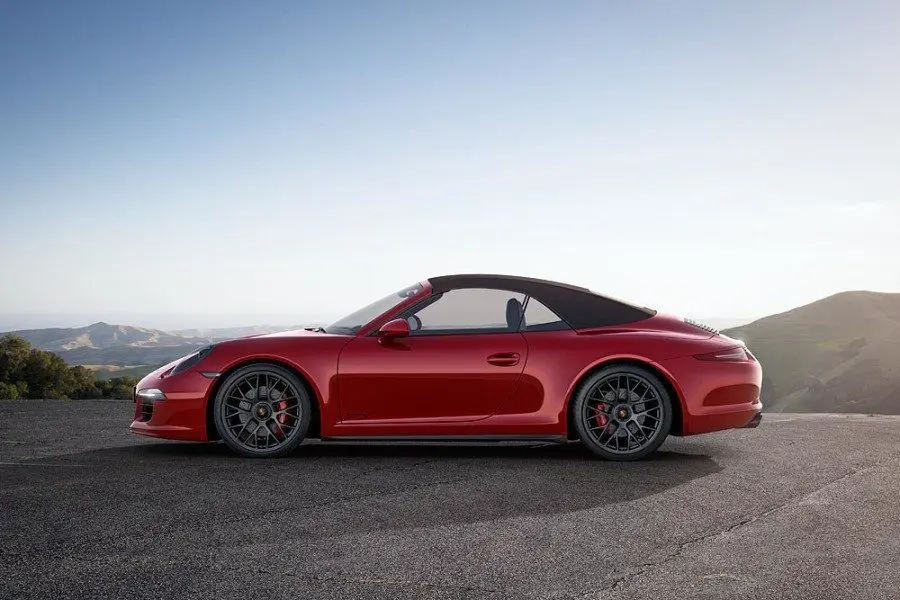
[1,1,898,330]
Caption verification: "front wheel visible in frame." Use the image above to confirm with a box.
[572,365,673,461]
[213,364,312,458]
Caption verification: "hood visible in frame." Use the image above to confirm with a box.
[241,328,333,340]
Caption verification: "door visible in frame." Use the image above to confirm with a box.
[337,288,529,423]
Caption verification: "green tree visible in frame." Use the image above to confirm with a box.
[105,377,137,399]
[0,334,139,400]
[0,382,21,400]
[21,349,76,399]
[0,334,31,387]
[70,366,101,399]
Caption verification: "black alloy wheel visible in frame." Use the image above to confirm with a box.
[573,365,673,461]
[213,364,312,458]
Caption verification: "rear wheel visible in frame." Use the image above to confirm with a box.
[573,365,673,461]
[213,364,311,458]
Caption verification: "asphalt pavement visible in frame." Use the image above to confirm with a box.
[1,400,898,600]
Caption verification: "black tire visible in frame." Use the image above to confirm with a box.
[572,365,673,461]
[213,363,312,458]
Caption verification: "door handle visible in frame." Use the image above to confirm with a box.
[486,352,521,367]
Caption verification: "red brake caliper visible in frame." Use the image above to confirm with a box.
[595,403,608,427]
[274,400,291,438]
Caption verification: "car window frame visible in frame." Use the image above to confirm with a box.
[518,296,572,332]
[355,281,434,337]
[391,287,528,337]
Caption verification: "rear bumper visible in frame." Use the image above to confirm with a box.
[742,411,763,428]
[659,354,763,435]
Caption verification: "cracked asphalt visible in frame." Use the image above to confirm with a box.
[1,401,899,600]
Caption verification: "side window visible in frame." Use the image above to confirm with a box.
[521,298,569,331]
[407,288,526,335]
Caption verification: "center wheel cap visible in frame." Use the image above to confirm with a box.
[616,406,629,419]
[255,404,271,419]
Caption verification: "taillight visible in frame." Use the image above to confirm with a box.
[694,346,751,362]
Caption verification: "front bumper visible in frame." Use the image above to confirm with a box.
[129,366,214,441]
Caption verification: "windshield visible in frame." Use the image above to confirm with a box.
[324,283,424,335]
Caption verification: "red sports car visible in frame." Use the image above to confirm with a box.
[131,274,762,460]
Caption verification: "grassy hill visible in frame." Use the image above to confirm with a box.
[11,322,209,352]
[724,291,900,415]
[11,322,302,374]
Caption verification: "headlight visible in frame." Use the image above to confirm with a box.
[169,345,215,376]
[136,388,166,401]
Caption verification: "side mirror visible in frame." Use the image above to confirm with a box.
[377,318,409,342]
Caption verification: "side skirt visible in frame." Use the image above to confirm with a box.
[318,434,571,445]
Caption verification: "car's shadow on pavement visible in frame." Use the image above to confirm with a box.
[32,439,722,535]
[99,437,710,463]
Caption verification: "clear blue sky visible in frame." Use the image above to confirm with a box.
[1,1,898,329]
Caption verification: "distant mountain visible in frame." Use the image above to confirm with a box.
[9,322,306,374]
[10,322,209,352]
[724,291,900,415]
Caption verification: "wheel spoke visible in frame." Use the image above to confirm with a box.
[219,370,304,453]
[234,418,255,438]
[632,403,658,416]
[636,384,650,403]
[586,405,610,418]
[583,372,665,455]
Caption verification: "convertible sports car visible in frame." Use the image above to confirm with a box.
[131,274,763,460]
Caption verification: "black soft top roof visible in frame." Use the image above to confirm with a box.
[427,274,655,329]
